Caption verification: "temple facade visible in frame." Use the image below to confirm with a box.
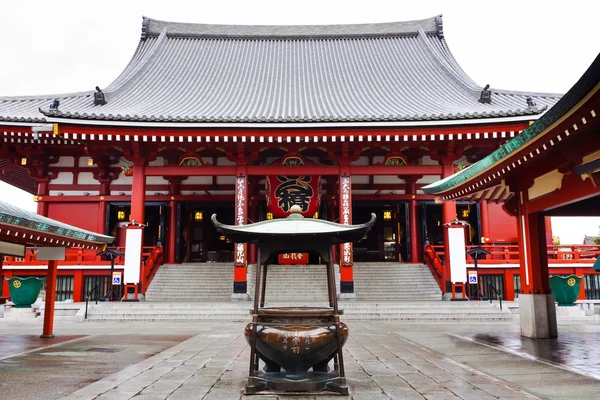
[0,16,565,300]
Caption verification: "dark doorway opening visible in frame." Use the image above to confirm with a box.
[353,201,409,262]
[106,202,166,248]
[420,201,481,247]
[177,201,235,263]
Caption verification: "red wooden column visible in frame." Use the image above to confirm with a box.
[441,160,457,292]
[97,180,111,235]
[516,189,557,339]
[166,177,182,264]
[516,191,551,296]
[130,162,146,224]
[405,177,421,263]
[41,260,58,338]
[0,258,8,298]
[479,199,491,243]
[233,168,249,298]
[36,178,49,217]
[124,161,146,299]
[339,170,354,296]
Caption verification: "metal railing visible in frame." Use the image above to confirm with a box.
[488,284,503,311]
[84,284,98,320]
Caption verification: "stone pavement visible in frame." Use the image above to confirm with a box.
[1,319,600,399]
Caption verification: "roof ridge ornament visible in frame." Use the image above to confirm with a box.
[435,15,444,38]
[94,86,107,106]
[479,84,492,104]
[141,17,150,41]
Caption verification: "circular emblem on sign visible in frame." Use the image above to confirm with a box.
[567,278,576,287]
[13,280,22,289]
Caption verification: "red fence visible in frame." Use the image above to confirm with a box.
[2,246,164,295]
[429,244,600,265]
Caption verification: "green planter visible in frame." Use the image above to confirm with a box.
[549,275,583,306]
[5,277,45,308]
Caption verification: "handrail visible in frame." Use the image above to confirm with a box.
[84,284,98,320]
[488,284,503,311]
[423,244,444,291]
[142,246,164,293]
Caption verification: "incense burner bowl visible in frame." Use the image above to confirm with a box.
[245,307,348,378]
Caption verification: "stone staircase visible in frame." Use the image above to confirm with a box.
[145,262,441,302]
[353,263,441,301]
[84,301,516,322]
[145,263,234,302]
[82,262,518,322]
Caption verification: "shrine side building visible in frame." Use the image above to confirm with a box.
[0,16,564,299]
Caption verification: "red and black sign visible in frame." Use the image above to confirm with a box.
[265,156,321,218]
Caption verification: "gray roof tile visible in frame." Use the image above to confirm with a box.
[0,16,561,125]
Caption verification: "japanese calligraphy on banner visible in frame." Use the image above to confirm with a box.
[340,176,353,266]
[234,176,247,267]
[278,253,309,265]
[265,156,321,218]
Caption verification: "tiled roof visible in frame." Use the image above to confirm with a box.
[0,200,114,245]
[0,16,561,125]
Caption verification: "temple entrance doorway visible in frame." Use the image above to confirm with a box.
[176,201,235,263]
[106,202,166,248]
[353,201,409,262]
[420,201,481,247]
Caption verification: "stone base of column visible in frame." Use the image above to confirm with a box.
[231,293,251,301]
[518,294,558,339]
[337,292,356,301]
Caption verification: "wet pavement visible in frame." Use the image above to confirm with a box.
[0,319,599,399]
[462,331,600,380]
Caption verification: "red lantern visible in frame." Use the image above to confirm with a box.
[265,156,321,218]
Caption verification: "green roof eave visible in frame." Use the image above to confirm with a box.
[0,200,114,245]
[423,53,600,195]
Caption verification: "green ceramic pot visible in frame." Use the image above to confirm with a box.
[549,275,583,306]
[5,277,45,308]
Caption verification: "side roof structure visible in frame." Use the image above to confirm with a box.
[0,16,560,126]
[0,200,113,250]
[423,52,600,201]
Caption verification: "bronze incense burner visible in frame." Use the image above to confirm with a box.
[213,207,375,395]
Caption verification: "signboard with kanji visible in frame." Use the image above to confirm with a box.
[278,253,309,265]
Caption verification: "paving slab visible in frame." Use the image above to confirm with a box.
[0,317,599,399]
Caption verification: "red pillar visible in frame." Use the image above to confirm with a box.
[441,161,457,291]
[0,258,7,297]
[480,199,491,243]
[128,161,146,296]
[36,178,49,217]
[72,270,83,302]
[515,189,556,338]
[97,200,107,235]
[233,170,248,295]
[130,163,146,224]
[339,171,354,294]
[41,260,58,338]
[166,178,182,264]
[406,177,421,263]
[167,198,178,264]
[517,198,550,295]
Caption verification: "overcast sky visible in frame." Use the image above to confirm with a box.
[0,0,599,242]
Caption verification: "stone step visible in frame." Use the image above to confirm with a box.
[146,262,442,302]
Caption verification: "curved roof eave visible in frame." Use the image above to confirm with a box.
[423,53,600,196]
[41,113,543,129]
